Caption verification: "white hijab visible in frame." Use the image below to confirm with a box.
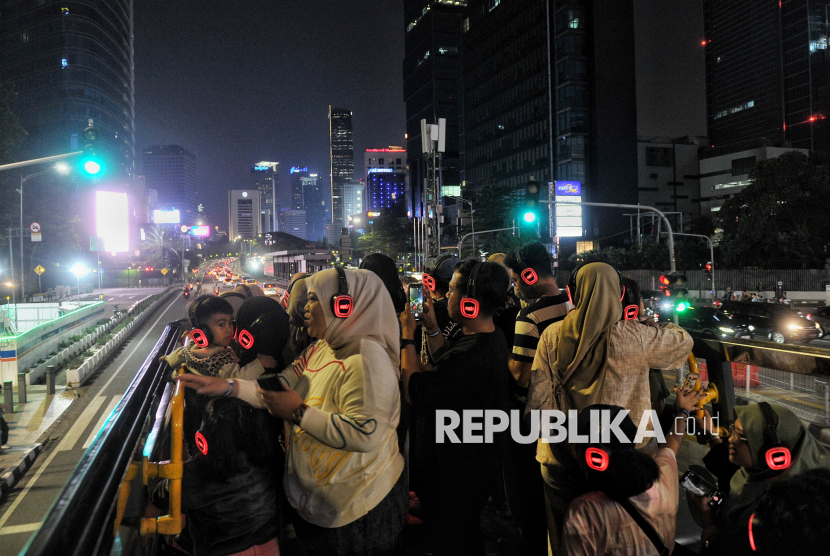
[307,268,400,370]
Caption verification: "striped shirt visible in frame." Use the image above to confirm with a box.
[512,292,569,363]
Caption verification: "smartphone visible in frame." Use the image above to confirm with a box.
[681,372,700,396]
[257,373,285,392]
[409,283,424,321]
[680,469,724,507]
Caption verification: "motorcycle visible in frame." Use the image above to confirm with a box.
[183,289,190,300]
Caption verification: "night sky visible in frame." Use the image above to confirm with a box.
[134,0,705,230]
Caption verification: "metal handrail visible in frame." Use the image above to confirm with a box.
[140,366,185,536]
[21,322,183,556]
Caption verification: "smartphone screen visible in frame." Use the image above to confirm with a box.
[257,373,285,392]
[681,373,700,396]
[409,284,424,320]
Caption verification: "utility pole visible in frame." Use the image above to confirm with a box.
[420,118,446,260]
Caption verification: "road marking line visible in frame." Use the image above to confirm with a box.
[129,296,135,299]
[57,396,106,452]
[82,396,122,449]
[0,295,181,529]
[108,297,115,301]
[0,522,42,535]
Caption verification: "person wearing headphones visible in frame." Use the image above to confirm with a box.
[400,259,511,556]
[178,269,406,555]
[691,403,830,554]
[526,262,693,553]
[418,254,464,363]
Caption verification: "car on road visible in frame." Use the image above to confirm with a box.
[223,277,235,288]
[806,306,830,339]
[262,283,278,296]
[675,306,753,339]
[242,277,257,285]
[719,301,821,344]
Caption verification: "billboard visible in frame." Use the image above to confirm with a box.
[153,209,181,224]
[554,181,583,237]
[554,181,581,196]
[190,225,210,237]
[96,191,129,252]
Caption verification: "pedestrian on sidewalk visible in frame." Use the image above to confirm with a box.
[1,391,10,450]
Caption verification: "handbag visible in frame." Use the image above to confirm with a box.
[618,497,698,556]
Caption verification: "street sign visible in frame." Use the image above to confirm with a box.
[161,268,169,275]
[30,222,41,233]
[31,232,42,242]
[34,265,45,275]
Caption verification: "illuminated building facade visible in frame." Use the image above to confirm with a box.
[143,145,198,219]
[329,107,355,228]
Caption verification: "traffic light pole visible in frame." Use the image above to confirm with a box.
[670,232,715,301]
[0,151,83,173]
[540,201,676,273]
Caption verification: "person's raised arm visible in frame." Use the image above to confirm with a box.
[662,387,707,455]
[400,299,420,405]
[421,295,448,358]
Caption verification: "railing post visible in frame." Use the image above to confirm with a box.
[790,373,795,391]
[824,381,830,425]
[745,364,750,398]
[3,380,13,414]
[46,365,56,395]
[17,371,27,404]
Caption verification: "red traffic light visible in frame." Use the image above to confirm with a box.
[705,263,712,272]
[659,275,670,286]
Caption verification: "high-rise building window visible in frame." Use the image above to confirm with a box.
[645,147,674,167]
[731,156,757,176]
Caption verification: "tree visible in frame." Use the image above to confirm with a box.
[0,82,26,164]
[462,179,539,257]
[140,225,183,268]
[357,208,411,257]
[718,151,830,268]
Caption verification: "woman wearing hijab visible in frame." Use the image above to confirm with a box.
[178,268,406,556]
[282,274,313,364]
[693,402,830,555]
[360,253,408,314]
[233,295,290,370]
[525,262,693,553]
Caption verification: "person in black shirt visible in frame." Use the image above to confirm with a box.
[503,242,569,554]
[401,259,511,556]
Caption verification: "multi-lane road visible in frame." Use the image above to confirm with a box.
[0,287,189,556]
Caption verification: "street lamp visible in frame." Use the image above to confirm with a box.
[449,196,475,258]
[18,164,70,299]
[70,263,90,301]
[5,282,17,330]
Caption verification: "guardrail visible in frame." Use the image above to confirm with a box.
[21,323,183,556]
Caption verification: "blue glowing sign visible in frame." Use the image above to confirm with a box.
[290,166,308,174]
[368,168,394,173]
[555,181,582,196]
[254,166,269,171]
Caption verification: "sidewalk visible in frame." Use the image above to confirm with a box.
[1,376,71,502]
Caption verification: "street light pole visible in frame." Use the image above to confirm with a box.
[450,196,475,259]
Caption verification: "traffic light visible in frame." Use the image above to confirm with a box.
[522,177,540,224]
[81,124,102,176]
[704,261,713,280]
[659,273,690,312]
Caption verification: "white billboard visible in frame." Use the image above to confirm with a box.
[153,209,181,224]
[96,191,129,252]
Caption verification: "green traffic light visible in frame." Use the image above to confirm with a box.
[523,211,537,223]
[84,160,101,175]
[675,301,690,312]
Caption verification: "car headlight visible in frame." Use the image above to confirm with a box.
[718,327,735,334]
[816,323,822,329]
[788,323,803,330]
[748,325,755,331]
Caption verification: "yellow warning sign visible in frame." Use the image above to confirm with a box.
[161,268,169,275]
[34,265,45,275]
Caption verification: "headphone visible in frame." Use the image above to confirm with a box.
[459,261,483,319]
[237,309,289,360]
[758,402,793,471]
[620,279,641,321]
[188,296,213,347]
[516,250,539,286]
[194,398,254,456]
[330,267,354,318]
[423,253,455,292]
[585,447,610,471]
[281,275,305,308]
[566,264,626,307]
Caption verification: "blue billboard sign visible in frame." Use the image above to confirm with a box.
[555,181,581,196]
[290,166,308,174]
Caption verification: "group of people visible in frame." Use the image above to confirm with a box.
[160,245,830,556]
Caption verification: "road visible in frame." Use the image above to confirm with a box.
[0,288,189,556]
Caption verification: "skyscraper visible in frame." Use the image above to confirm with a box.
[365,148,408,211]
[704,0,830,154]
[251,161,280,232]
[0,0,136,176]
[143,146,198,220]
[329,107,355,228]
[289,166,310,210]
[343,180,365,221]
[303,173,329,242]
[403,0,465,218]
[228,190,261,240]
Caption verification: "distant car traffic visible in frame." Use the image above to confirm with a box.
[719,301,820,344]
[223,277,234,288]
[242,277,257,285]
[674,306,753,339]
[806,306,830,339]
[262,283,278,296]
